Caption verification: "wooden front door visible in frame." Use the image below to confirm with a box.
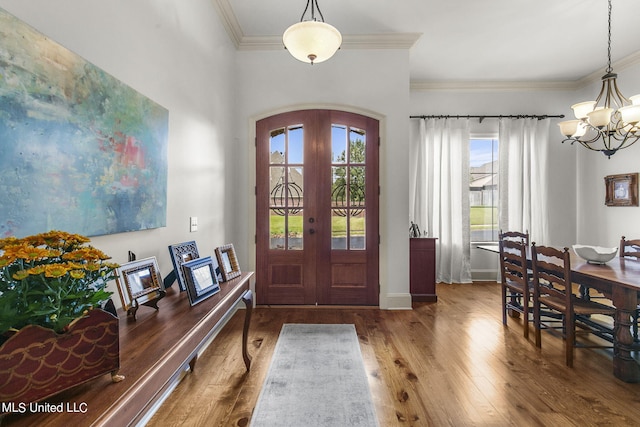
[256,109,379,305]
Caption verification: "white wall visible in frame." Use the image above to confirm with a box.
[410,87,579,279]
[0,0,238,306]
[235,49,412,309]
[575,61,640,247]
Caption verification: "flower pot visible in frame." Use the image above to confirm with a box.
[0,306,122,405]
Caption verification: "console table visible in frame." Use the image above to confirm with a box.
[3,272,254,426]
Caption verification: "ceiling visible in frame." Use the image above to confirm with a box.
[214,0,640,87]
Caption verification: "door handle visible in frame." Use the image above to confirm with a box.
[309,228,315,234]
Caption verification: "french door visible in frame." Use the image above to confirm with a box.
[256,110,379,305]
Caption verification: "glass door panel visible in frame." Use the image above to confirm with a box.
[268,125,304,251]
[331,124,367,250]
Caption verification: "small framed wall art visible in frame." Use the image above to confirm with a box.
[168,241,200,291]
[182,256,221,306]
[115,256,165,319]
[605,173,638,206]
[215,244,241,282]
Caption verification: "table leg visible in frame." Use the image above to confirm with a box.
[612,286,640,383]
[241,290,253,371]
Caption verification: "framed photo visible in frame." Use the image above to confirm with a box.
[168,241,200,291]
[115,257,164,313]
[605,173,638,206]
[182,256,221,306]
[215,244,241,282]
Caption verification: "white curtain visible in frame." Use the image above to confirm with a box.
[498,118,551,244]
[410,118,472,284]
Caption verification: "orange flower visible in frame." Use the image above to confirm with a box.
[12,270,29,280]
[28,265,46,275]
[44,264,69,278]
[0,256,16,267]
[0,236,19,249]
[69,269,86,279]
[84,262,101,272]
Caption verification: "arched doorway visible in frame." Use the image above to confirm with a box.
[256,109,379,305]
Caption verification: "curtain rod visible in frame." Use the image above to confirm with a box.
[410,114,564,123]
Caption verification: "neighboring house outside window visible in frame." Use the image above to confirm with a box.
[470,137,498,242]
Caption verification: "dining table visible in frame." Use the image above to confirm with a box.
[478,244,640,383]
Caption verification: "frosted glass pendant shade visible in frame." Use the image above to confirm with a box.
[558,120,586,138]
[587,107,613,128]
[620,105,640,125]
[283,21,342,64]
[572,101,596,119]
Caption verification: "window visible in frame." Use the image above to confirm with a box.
[469,138,498,242]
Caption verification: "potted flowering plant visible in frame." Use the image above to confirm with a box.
[0,230,123,405]
[0,230,119,335]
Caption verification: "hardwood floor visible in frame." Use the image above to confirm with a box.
[147,282,640,427]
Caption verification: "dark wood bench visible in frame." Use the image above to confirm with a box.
[3,272,254,426]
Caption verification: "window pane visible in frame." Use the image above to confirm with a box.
[332,125,347,163]
[350,166,366,207]
[331,166,348,208]
[270,128,285,164]
[349,128,366,163]
[331,210,347,250]
[269,167,286,209]
[469,138,499,242]
[270,209,285,249]
[350,210,366,250]
[288,209,303,250]
[289,125,303,164]
[288,166,304,210]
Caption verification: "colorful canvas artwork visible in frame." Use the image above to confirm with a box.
[0,7,169,237]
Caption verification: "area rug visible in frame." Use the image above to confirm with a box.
[250,324,379,427]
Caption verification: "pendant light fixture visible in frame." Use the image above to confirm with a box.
[558,0,640,158]
[283,0,342,65]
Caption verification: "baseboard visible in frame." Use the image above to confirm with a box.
[381,292,412,310]
[472,270,498,282]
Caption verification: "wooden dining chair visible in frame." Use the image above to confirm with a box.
[499,230,529,246]
[619,236,640,341]
[499,237,532,338]
[531,243,615,367]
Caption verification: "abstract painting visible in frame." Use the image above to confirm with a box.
[0,7,168,238]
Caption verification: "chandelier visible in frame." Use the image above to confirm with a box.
[282,0,342,65]
[558,0,640,158]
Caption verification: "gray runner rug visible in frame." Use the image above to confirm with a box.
[250,323,379,427]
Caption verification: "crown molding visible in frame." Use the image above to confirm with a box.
[411,50,640,92]
[211,0,242,48]
[576,50,640,88]
[409,80,578,92]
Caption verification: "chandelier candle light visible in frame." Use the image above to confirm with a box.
[283,0,342,65]
[558,0,640,158]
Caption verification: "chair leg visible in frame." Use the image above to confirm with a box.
[565,312,574,368]
[523,299,529,340]
[501,286,507,326]
[534,301,541,348]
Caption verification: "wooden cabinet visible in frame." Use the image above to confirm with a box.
[410,238,437,302]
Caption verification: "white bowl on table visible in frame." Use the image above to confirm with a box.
[572,244,618,264]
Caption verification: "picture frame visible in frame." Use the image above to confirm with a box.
[215,244,241,282]
[605,173,638,206]
[168,241,200,291]
[115,257,165,318]
[182,256,221,306]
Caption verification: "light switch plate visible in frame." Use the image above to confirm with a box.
[190,216,198,232]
